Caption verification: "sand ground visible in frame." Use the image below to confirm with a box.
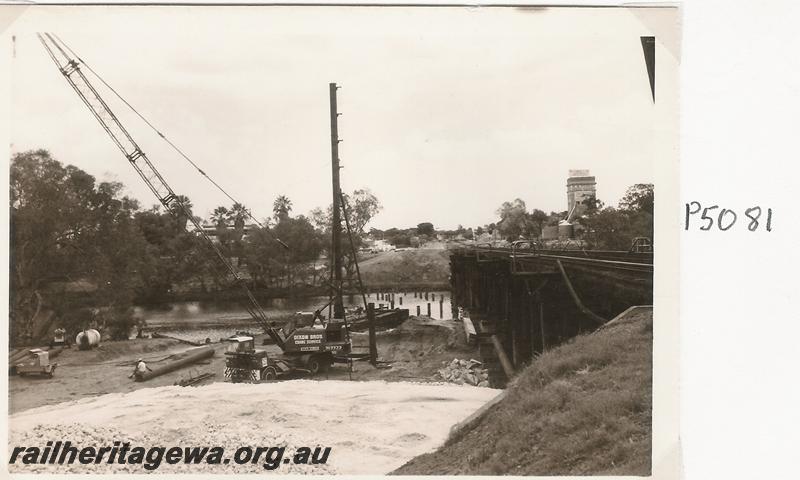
[8,316,494,474]
[9,316,475,414]
[9,380,501,474]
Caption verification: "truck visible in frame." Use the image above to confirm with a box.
[15,349,58,378]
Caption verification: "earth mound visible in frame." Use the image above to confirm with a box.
[393,307,653,476]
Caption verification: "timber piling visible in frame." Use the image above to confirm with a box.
[449,246,653,387]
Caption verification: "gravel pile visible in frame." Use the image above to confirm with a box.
[437,358,490,387]
[9,422,336,474]
[9,380,500,474]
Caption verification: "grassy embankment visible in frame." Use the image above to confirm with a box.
[393,308,653,476]
[358,248,450,289]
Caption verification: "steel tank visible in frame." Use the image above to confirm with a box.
[558,222,574,239]
[76,329,101,350]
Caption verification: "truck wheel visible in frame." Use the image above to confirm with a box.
[47,371,54,378]
[318,355,331,374]
[307,356,322,376]
[262,366,278,381]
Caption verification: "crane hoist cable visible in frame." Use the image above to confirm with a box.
[51,33,289,251]
[37,32,287,349]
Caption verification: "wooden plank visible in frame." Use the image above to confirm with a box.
[462,315,477,344]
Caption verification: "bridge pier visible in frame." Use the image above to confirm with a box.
[449,247,653,387]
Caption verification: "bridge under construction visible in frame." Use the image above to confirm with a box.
[449,244,653,386]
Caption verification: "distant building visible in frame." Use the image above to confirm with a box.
[566,169,597,218]
[200,223,257,243]
[366,238,394,252]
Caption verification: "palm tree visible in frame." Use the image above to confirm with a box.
[211,206,230,228]
[229,202,250,241]
[273,195,292,223]
[172,195,193,231]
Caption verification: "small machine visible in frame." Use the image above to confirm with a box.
[224,336,287,383]
[15,349,58,378]
[50,328,69,348]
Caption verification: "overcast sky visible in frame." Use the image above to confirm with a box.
[6,6,678,230]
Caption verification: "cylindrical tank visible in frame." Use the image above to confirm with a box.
[558,222,574,239]
[542,225,559,240]
[76,329,101,350]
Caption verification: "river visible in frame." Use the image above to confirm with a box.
[132,290,452,343]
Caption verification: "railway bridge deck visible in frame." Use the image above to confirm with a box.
[449,246,653,386]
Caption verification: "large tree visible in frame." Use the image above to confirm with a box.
[529,209,549,238]
[244,215,324,288]
[496,198,536,241]
[580,184,654,250]
[310,188,382,286]
[10,150,149,342]
[133,198,218,301]
[619,183,654,213]
[416,222,435,236]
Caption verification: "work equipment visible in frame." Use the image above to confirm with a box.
[224,336,286,382]
[50,328,69,348]
[38,34,351,378]
[15,349,58,378]
[76,329,101,350]
[225,323,349,383]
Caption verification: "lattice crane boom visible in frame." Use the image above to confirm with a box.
[37,32,286,349]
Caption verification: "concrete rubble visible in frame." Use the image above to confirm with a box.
[437,358,490,387]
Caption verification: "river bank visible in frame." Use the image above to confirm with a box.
[135,282,450,306]
[134,248,452,305]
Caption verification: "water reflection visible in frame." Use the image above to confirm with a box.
[133,291,453,343]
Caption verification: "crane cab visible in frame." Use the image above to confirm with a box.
[281,319,351,375]
[226,336,256,354]
[223,336,293,383]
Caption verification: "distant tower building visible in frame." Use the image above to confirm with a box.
[566,169,597,217]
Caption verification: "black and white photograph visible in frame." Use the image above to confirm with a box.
[3,3,679,476]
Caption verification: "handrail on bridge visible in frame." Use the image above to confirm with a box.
[629,236,653,253]
[473,242,493,262]
[510,240,539,274]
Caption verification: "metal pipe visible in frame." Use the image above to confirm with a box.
[136,346,214,382]
[555,260,607,326]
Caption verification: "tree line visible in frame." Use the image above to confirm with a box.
[9,150,380,344]
[367,183,653,251]
[482,184,654,249]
